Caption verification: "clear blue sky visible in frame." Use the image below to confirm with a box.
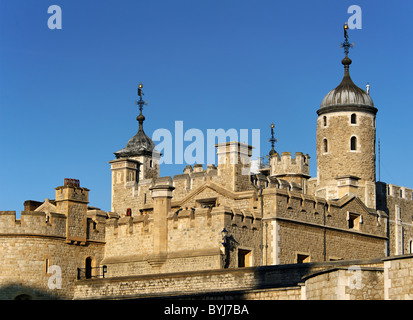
[1,0,412,213]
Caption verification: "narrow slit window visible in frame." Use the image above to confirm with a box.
[350,136,357,151]
[351,113,357,124]
[323,139,328,153]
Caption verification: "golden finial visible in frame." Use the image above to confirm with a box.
[137,82,144,98]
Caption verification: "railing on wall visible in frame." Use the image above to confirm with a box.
[77,266,107,280]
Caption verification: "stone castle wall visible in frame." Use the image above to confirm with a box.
[377,182,413,257]
[0,189,107,300]
[102,204,261,277]
[262,188,387,265]
[0,226,105,299]
[110,142,256,217]
[0,211,66,237]
[0,209,106,243]
[73,254,413,300]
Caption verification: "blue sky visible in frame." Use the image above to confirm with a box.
[0,0,412,213]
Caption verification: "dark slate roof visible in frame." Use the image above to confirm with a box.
[114,126,155,158]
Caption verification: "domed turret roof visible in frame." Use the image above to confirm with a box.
[317,22,378,117]
[319,56,374,112]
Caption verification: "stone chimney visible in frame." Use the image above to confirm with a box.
[148,179,175,267]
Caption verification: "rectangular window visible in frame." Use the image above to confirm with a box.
[196,198,217,209]
[238,249,252,267]
[348,213,360,230]
[296,254,310,264]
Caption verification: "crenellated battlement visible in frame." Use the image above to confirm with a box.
[0,208,107,242]
[168,206,260,229]
[103,202,261,268]
[270,152,310,178]
[0,210,66,237]
[106,204,261,238]
[172,164,217,196]
[271,187,386,239]
[110,142,256,216]
[376,182,413,201]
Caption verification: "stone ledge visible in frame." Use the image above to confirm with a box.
[302,266,384,281]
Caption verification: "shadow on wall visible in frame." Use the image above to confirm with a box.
[0,283,60,300]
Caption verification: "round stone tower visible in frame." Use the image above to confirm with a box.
[316,25,378,208]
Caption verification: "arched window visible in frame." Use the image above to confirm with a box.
[351,113,357,124]
[85,257,92,279]
[323,116,327,127]
[350,136,357,151]
[323,139,328,153]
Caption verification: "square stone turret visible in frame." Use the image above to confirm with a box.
[215,141,253,192]
[270,152,310,193]
[55,178,89,245]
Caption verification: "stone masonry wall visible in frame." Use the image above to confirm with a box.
[304,267,384,300]
[383,254,413,299]
[0,208,106,300]
[0,236,105,299]
[377,182,413,257]
[263,189,386,265]
[73,263,313,299]
[316,111,376,204]
[102,205,261,277]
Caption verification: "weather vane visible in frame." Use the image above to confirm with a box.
[268,122,278,156]
[340,22,354,56]
[135,82,148,128]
